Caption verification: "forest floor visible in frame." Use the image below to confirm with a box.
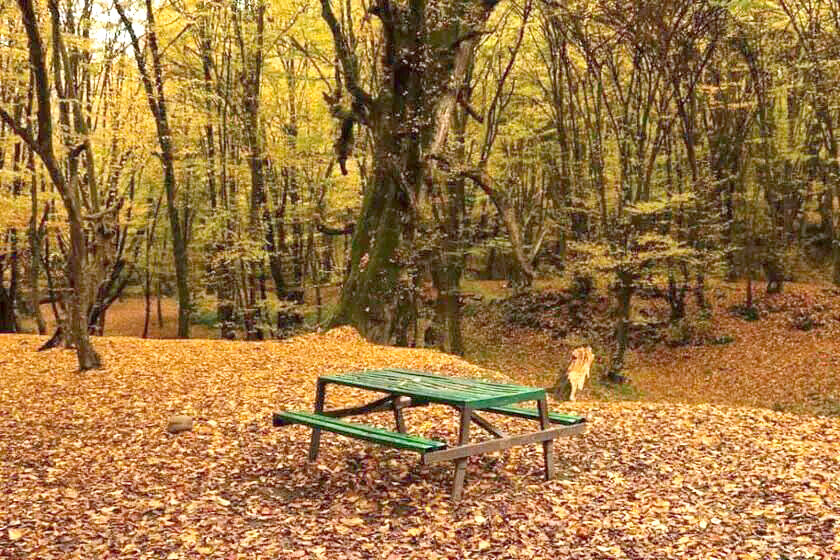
[1,322,839,558]
[19,280,840,416]
[5,280,840,557]
[461,280,840,417]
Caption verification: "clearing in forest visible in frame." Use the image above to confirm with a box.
[1,328,838,559]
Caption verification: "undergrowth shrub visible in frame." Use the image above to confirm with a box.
[192,308,218,328]
[666,312,714,346]
[730,303,759,321]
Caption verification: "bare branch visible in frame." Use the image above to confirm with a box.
[0,106,37,152]
[113,0,159,120]
[460,166,537,282]
[457,93,484,124]
[320,0,372,112]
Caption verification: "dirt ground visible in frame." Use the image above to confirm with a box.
[22,298,217,340]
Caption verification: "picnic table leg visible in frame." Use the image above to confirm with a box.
[537,397,555,480]
[470,412,506,438]
[308,380,327,461]
[392,398,407,434]
[452,406,472,501]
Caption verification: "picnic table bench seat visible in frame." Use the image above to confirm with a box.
[274,410,447,453]
[482,405,586,426]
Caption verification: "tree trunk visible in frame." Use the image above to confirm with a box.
[28,166,46,334]
[1,0,101,369]
[442,271,464,355]
[0,281,16,333]
[66,203,101,369]
[116,0,191,338]
[267,219,287,298]
[608,274,633,383]
[330,155,413,343]
[321,0,498,344]
[765,258,784,294]
[165,161,192,339]
[695,273,707,309]
[143,267,151,338]
[0,231,19,332]
[746,272,754,309]
[834,182,840,285]
[667,272,686,322]
[430,245,465,356]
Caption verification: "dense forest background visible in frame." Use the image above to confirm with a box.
[1,0,839,374]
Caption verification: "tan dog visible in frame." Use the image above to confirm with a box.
[566,346,594,402]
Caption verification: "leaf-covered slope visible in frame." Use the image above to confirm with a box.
[463,282,840,416]
[0,330,838,559]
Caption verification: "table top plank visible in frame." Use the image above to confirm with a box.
[320,368,545,408]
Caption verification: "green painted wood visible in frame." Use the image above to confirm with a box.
[274,411,447,453]
[483,405,586,426]
[321,369,545,408]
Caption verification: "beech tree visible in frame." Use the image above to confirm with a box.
[323,0,506,344]
[116,0,192,338]
[0,0,101,369]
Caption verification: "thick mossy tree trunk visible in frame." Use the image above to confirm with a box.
[323,0,499,344]
[331,141,416,343]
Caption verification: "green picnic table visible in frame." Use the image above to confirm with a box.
[273,368,586,500]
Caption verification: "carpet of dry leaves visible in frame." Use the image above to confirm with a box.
[464,282,840,416]
[1,327,839,559]
[631,283,840,415]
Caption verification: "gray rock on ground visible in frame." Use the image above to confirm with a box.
[167,415,194,434]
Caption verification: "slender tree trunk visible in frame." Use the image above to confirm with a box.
[156,278,164,330]
[28,155,46,334]
[10,231,20,331]
[116,0,191,338]
[142,195,161,338]
[143,267,152,339]
[0,257,16,333]
[165,162,191,338]
[0,230,20,332]
[233,0,269,339]
[608,273,633,383]
[833,174,840,285]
